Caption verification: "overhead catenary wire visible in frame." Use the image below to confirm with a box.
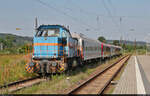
[33,0,98,32]
[66,0,105,17]
[63,0,104,33]
[33,0,148,41]
[100,0,119,40]
[66,0,119,37]
[64,0,122,39]
[101,0,118,28]
[63,0,150,19]
[107,0,116,16]
[63,0,108,37]
[60,0,150,19]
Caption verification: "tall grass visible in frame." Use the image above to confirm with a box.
[0,54,36,86]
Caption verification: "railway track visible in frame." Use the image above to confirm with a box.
[0,76,46,93]
[67,55,130,95]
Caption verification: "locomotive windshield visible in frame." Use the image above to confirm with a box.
[36,28,60,37]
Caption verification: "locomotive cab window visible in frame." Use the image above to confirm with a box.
[62,31,67,37]
[36,28,60,37]
[61,29,72,38]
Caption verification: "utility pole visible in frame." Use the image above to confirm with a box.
[146,42,150,55]
[96,16,99,30]
[120,36,122,46]
[96,16,102,37]
[35,17,38,34]
[146,42,147,55]
[119,17,122,46]
[134,38,136,55]
[35,17,38,29]
[144,33,150,55]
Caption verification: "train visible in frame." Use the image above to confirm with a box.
[25,24,122,74]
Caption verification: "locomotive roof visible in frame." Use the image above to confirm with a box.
[37,24,70,32]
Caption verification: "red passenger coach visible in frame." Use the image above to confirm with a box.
[101,43,104,57]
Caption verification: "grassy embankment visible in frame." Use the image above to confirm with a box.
[0,54,37,86]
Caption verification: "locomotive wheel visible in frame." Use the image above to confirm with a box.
[38,73,42,76]
[78,58,83,67]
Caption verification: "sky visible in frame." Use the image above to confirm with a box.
[0,0,150,42]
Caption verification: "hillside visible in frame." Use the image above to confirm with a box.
[0,33,33,46]
[107,40,147,46]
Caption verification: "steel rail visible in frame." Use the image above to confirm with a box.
[0,76,46,93]
[67,55,130,94]
[98,55,130,94]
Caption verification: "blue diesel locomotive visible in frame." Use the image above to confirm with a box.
[25,24,122,74]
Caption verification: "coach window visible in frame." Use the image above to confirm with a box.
[95,47,97,51]
[91,46,93,51]
[90,47,92,51]
[36,29,43,36]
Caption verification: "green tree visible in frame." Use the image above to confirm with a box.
[5,35,14,48]
[98,36,106,43]
[0,38,5,44]
[18,44,33,54]
[113,40,120,46]
[0,38,7,49]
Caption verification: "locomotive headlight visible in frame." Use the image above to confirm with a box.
[52,62,57,66]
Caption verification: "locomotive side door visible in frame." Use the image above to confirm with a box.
[61,29,77,58]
